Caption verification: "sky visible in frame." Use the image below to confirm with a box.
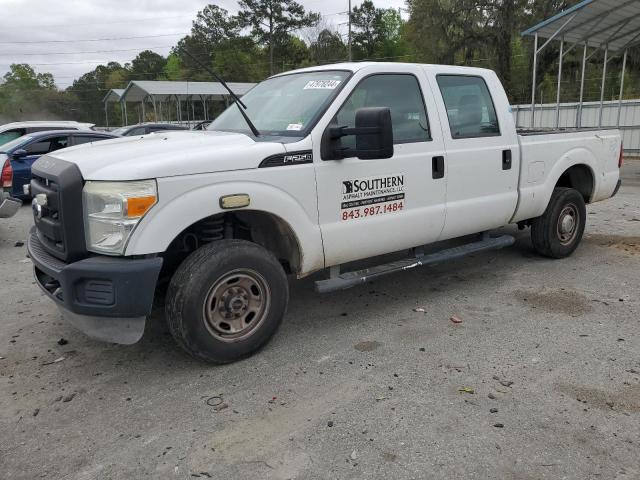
[0,0,406,88]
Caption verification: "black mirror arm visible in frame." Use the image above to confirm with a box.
[329,125,381,139]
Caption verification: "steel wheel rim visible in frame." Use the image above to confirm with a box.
[203,269,271,342]
[556,203,579,245]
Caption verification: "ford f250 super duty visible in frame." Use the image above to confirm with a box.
[26,62,622,363]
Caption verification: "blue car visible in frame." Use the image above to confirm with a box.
[1,130,117,201]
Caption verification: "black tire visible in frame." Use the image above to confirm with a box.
[531,187,586,259]
[165,239,289,363]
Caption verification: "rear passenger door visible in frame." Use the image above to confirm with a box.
[430,73,520,239]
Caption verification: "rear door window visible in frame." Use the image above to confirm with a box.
[24,136,69,155]
[127,127,147,136]
[72,135,110,145]
[436,75,500,139]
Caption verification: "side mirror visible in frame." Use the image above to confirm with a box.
[321,107,394,160]
[12,149,28,159]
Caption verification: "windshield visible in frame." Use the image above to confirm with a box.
[208,70,351,136]
[0,135,32,153]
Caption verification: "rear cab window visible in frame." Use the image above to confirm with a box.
[436,75,500,139]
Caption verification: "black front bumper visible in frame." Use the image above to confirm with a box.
[28,227,162,320]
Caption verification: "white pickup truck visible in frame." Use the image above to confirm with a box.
[27,62,622,363]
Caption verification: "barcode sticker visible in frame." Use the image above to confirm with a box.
[303,80,341,90]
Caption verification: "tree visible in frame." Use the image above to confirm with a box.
[3,64,55,91]
[213,37,265,82]
[275,34,312,71]
[173,5,240,81]
[310,29,347,64]
[406,0,484,64]
[237,0,320,74]
[0,64,79,121]
[129,50,167,81]
[192,5,238,45]
[350,0,384,59]
[349,1,408,61]
[68,62,126,125]
[162,54,184,81]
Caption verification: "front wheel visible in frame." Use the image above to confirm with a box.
[530,187,586,258]
[165,239,289,363]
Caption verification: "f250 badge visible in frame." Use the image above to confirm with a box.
[259,151,313,168]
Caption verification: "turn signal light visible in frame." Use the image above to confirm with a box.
[220,194,250,209]
[126,196,156,218]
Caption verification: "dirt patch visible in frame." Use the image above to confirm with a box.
[585,234,640,255]
[353,340,381,352]
[557,383,640,413]
[515,289,592,316]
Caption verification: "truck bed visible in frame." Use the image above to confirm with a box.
[511,128,621,223]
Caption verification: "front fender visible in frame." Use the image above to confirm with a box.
[125,176,325,275]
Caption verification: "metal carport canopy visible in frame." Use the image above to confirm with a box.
[102,88,125,104]
[120,80,257,103]
[522,0,640,53]
[521,0,640,129]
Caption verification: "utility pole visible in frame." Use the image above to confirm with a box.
[348,0,352,62]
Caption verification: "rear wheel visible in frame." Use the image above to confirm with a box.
[165,239,289,363]
[531,187,586,258]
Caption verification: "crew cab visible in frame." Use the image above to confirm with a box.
[26,63,622,363]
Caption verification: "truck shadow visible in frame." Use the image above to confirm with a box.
[129,225,542,366]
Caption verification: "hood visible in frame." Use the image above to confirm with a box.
[45,130,287,180]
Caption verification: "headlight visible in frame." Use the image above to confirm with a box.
[83,180,157,255]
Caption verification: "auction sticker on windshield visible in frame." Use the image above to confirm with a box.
[340,174,405,221]
[304,80,341,90]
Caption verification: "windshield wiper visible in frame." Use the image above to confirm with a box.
[180,48,260,137]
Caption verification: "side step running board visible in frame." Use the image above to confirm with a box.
[315,233,515,293]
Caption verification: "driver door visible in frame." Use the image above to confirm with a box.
[312,69,448,267]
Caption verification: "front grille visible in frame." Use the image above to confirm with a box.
[31,156,87,262]
[31,174,63,252]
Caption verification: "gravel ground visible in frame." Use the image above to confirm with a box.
[1,161,639,480]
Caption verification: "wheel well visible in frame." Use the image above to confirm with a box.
[160,211,302,281]
[555,164,594,203]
